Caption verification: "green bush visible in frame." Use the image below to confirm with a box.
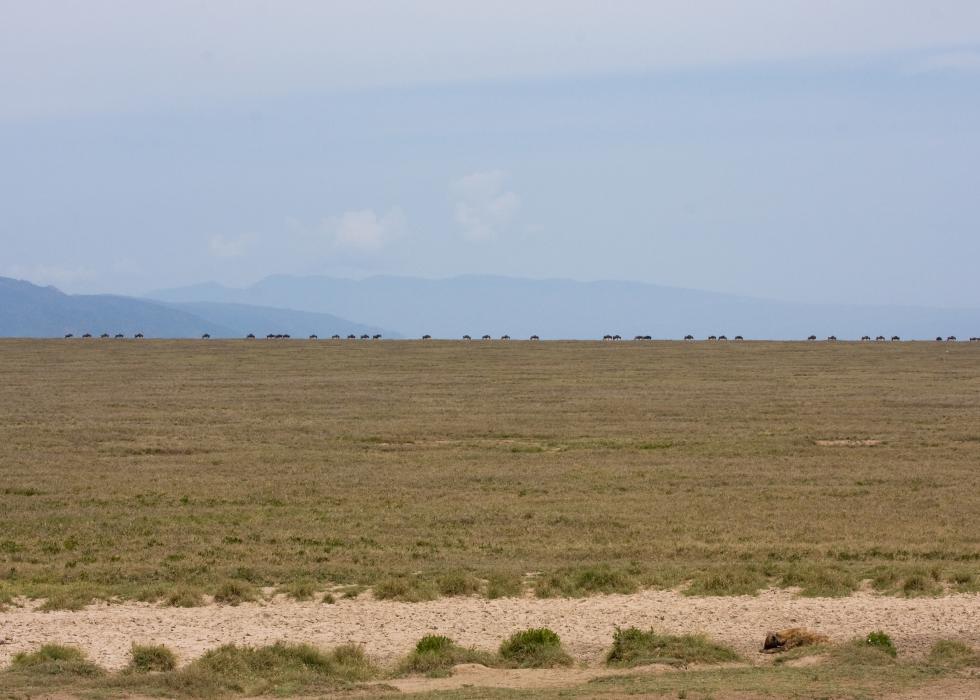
[399,635,496,674]
[127,644,178,673]
[437,572,481,597]
[282,579,317,601]
[499,628,573,668]
[606,627,739,667]
[321,592,336,604]
[165,585,205,608]
[535,566,637,597]
[212,580,258,606]
[10,644,105,676]
[865,631,897,657]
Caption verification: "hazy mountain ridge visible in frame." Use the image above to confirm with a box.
[0,277,391,338]
[149,274,980,340]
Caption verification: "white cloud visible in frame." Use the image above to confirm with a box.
[326,208,406,252]
[451,170,521,240]
[911,49,980,74]
[208,233,255,257]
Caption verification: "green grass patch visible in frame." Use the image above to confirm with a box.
[606,627,739,667]
[684,567,768,596]
[437,571,481,597]
[499,628,573,668]
[9,644,105,677]
[535,566,637,597]
[486,572,523,599]
[37,588,97,612]
[398,635,497,675]
[779,564,857,597]
[126,644,177,673]
[282,578,317,601]
[165,585,205,608]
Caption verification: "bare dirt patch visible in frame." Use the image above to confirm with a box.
[815,439,882,446]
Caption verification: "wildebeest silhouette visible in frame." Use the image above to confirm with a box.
[530,335,539,340]
[283,334,291,339]
[201,333,211,339]
[603,334,613,340]
[761,628,830,653]
[500,335,510,340]
[64,333,74,338]
[891,336,900,341]
[947,336,957,341]
[708,335,717,340]
[347,334,356,339]
[718,335,728,340]
[613,334,622,340]
[807,335,817,341]
[684,334,694,341]
[876,335,885,341]
[422,334,432,340]
[482,334,491,340]
[82,333,92,338]
[134,333,144,339]
[114,333,124,339]
[309,334,318,339]
[734,335,744,340]
[360,334,370,339]
[331,334,341,339]
[100,333,110,338]
[462,335,471,340]
[373,334,382,339]
[936,336,944,341]
[827,335,837,341]
[246,333,255,339]
[861,335,871,341]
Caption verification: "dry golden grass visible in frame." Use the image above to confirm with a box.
[1,339,978,603]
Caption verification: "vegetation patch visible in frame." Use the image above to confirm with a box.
[928,640,979,668]
[9,644,105,677]
[498,628,573,668]
[38,588,97,612]
[436,571,481,597]
[398,635,497,675]
[486,572,523,599]
[167,642,377,696]
[606,627,739,667]
[684,567,769,596]
[212,580,258,606]
[779,564,857,597]
[373,576,439,602]
[126,644,178,673]
[282,578,317,601]
[535,566,637,597]
[165,585,205,608]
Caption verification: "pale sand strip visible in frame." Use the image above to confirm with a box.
[1,589,978,671]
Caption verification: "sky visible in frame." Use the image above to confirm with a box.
[2,1,980,307]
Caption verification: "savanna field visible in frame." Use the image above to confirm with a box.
[2,338,978,605]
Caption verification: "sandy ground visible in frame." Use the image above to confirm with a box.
[2,588,979,673]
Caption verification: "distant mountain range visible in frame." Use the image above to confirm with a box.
[0,276,390,338]
[149,273,980,340]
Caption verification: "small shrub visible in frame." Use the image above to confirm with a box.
[213,580,258,606]
[901,573,941,597]
[373,576,438,602]
[165,585,205,608]
[863,631,897,657]
[322,592,336,604]
[928,640,979,667]
[340,585,366,599]
[499,628,573,668]
[437,572,480,597]
[38,589,96,612]
[399,635,496,674]
[606,627,739,667]
[283,579,317,601]
[831,635,897,666]
[10,644,105,676]
[486,573,522,599]
[127,643,178,673]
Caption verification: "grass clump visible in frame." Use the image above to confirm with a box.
[373,576,439,602]
[437,571,481,597]
[535,566,637,597]
[282,579,317,601]
[606,627,739,667]
[498,628,573,668]
[865,631,897,657]
[684,567,768,596]
[212,580,258,606]
[171,642,376,695]
[928,640,979,668]
[779,565,857,597]
[38,588,96,611]
[399,635,497,675]
[486,572,523,599]
[829,632,898,666]
[165,585,205,608]
[126,644,177,673]
[321,592,336,604]
[9,644,105,676]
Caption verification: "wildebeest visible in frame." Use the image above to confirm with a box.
[82,333,92,338]
[807,335,817,341]
[876,335,885,341]
[309,334,318,340]
[114,333,124,339]
[500,335,510,340]
[936,336,944,341]
[373,334,382,340]
[134,333,144,339]
[708,335,717,340]
[684,334,694,341]
[603,334,613,340]
[64,333,74,338]
[347,334,356,339]
[612,334,622,340]
[718,335,728,340]
[482,334,491,340]
[891,336,900,341]
[761,628,830,653]
[100,333,110,338]
[201,333,211,339]
[530,335,539,340]
[947,336,957,341]
[331,334,341,339]
[422,334,432,340]
[734,335,744,340]
[827,335,837,341]
[246,333,255,339]
[360,334,370,339]
[462,335,471,340]
[861,335,871,341]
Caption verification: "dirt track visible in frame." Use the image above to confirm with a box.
[2,588,979,671]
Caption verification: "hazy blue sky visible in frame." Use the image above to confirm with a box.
[2,1,979,306]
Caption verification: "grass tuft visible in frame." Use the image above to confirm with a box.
[399,635,497,675]
[373,576,439,602]
[126,644,178,673]
[606,627,739,667]
[437,571,481,597]
[282,579,317,601]
[165,585,205,608]
[486,572,523,599]
[38,588,96,612]
[928,640,979,668]
[499,628,573,668]
[535,566,637,597]
[684,567,768,596]
[212,580,258,606]
[9,644,105,676]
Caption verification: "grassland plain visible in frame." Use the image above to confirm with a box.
[1,339,979,604]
